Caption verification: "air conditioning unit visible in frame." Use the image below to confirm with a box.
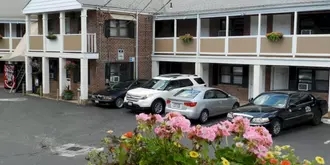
[110,76,120,82]
[298,83,309,91]
[301,29,313,34]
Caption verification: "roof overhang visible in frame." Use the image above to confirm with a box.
[111,13,136,21]
[23,0,83,14]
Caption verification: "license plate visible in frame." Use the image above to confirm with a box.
[128,102,133,106]
[172,103,180,109]
[95,100,99,103]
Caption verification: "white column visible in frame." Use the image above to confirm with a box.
[81,9,87,53]
[196,14,201,56]
[80,58,88,100]
[42,13,48,52]
[9,23,12,52]
[292,11,298,58]
[328,69,330,111]
[195,62,201,76]
[25,56,32,92]
[151,61,159,77]
[42,57,50,94]
[59,58,66,96]
[202,64,209,86]
[173,19,177,55]
[256,13,262,56]
[252,65,266,98]
[25,15,31,52]
[225,16,229,56]
[59,12,65,53]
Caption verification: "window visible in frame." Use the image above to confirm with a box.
[214,90,227,98]
[174,89,201,98]
[315,70,329,91]
[107,20,134,38]
[165,80,181,90]
[194,78,205,84]
[219,66,244,85]
[179,79,193,87]
[204,90,216,99]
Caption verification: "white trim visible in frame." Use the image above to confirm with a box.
[200,37,226,39]
[25,15,31,53]
[155,37,174,39]
[9,23,12,52]
[227,53,257,55]
[173,19,177,55]
[155,15,198,20]
[228,36,258,39]
[84,6,151,15]
[296,34,330,37]
[152,55,330,68]
[259,53,292,56]
[296,53,330,57]
[256,13,261,57]
[176,52,197,54]
[25,52,99,59]
[152,20,155,54]
[200,52,225,55]
[154,51,174,54]
[135,11,139,79]
[42,14,47,52]
[225,16,229,56]
[292,11,298,58]
[196,14,201,56]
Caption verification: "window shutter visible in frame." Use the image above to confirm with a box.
[104,20,110,38]
[128,21,135,38]
[242,65,249,88]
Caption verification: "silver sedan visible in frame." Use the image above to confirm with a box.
[165,87,240,123]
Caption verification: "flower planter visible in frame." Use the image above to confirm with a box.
[266,32,283,42]
[62,92,74,100]
[179,34,194,44]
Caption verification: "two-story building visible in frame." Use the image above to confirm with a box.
[0,0,36,87]
[22,0,155,103]
[152,0,330,109]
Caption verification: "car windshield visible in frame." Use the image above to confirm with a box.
[252,93,289,108]
[174,89,201,98]
[109,81,133,90]
[142,79,170,90]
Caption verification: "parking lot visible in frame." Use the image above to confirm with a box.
[0,90,329,165]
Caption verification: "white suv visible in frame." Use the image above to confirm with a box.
[124,74,206,114]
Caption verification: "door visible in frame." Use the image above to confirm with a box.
[285,93,308,126]
[213,90,233,114]
[272,67,289,90]
[203,90,219,116]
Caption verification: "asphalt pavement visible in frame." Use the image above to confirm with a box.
[0,89,329,165]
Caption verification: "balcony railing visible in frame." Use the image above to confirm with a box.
[28,33,97,53]
[0,37,23,52]
[154,34,330,58]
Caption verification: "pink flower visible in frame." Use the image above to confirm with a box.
[165,112,182,120]
[154,125,176,138]
[153,114,164,123]
[243,126,273,157]
[136,113,151,122]
[166,115,191,133]
[187,125,216,142]
[221,120,234,132]
[232,116,250,133]
[211,123,231,138]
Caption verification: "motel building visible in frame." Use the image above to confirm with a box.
[151,0,330,111]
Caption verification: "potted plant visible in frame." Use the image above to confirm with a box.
[65,60,76,71]
[46,32,57,40]
[179,33,194,44]
[62,86,74,100]
[266,32,283,42]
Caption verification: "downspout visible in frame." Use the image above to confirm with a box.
[135,11,139,79]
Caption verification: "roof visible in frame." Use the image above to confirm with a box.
[0,0,29,19]
[77,0,329,15]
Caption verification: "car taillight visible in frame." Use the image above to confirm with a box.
[184,102,197,107]
[166,100,171,104]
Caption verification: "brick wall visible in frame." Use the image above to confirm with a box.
[214,84,248,102]
[85,10,152,93]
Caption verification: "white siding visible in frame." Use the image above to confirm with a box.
[23,0,82,14]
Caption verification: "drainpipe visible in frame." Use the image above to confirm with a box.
[135,11,139,79]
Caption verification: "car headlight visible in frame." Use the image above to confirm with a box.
[227,112,234,118]
[141,94,154,99]
[103,96,113,100]
[251,118,269,123]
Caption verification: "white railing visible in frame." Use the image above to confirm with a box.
[0,37,23,52]
[87,33,97,53]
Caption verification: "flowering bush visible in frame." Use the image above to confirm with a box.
[64,60,76,70]
[179,33,194,44]
[86,112,325,165]
[266,32,283,42]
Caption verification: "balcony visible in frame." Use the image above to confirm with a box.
[0,37,23,52]
[29,33,97,53]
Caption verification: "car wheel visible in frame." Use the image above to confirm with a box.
[232,103,239,109]
[151,100,164,114]
[199,110,209,124]
[311,110,322,126]
[269,119,282,136]
[115,98,124,109]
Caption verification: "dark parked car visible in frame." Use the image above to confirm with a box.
[227,91,328,136]
[91,79,148,108]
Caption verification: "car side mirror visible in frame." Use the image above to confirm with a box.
[248,98,253,102]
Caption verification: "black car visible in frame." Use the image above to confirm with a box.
[90,79,148,108]
[227,91,328,136]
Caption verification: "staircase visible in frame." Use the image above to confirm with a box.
[10,64,25,93]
